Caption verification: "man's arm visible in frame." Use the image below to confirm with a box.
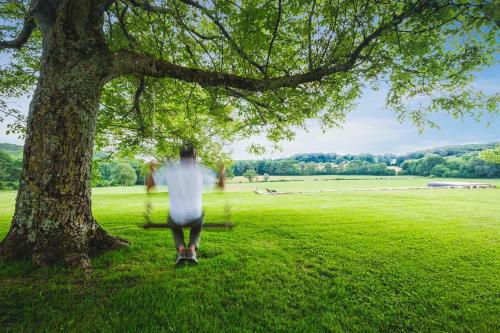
[200,165,217,188]
[152,166,169,186]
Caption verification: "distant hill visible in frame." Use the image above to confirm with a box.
[404,142,498,158]
[0,143,23,156]
[287,142,499,164]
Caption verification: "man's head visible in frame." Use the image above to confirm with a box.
[180,145,196,163]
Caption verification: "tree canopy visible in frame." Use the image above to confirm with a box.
[480,145,500,164]
[1,0,499,161]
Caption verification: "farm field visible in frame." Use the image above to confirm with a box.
[0,176,499,332]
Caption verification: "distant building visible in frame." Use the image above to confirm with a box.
[387,166,402,174]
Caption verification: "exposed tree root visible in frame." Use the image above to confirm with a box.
[0,228,32,261]
[0,222,129,271]
[88,225,130,257]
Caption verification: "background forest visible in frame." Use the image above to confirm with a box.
[1,142,498,190]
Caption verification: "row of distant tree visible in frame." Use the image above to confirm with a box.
[0,150,22,190]
[286,143,498,166]
[1,142,499,190]
[400,153,500,178]
[0,144,148,189]
[233,159,397,177]
[91,156,146,187]
[232,143,500,178]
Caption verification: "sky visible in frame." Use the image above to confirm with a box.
[231,75,500,159]
[1,55,499,160]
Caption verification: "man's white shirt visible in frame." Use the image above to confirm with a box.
[153,161,216,225]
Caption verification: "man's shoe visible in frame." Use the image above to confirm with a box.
[175,251,187,266]
[186,251,199,264]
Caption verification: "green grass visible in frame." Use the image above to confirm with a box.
[228,175,500,192]
[1,176,499,332]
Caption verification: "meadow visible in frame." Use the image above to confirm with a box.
[0,176,499,332]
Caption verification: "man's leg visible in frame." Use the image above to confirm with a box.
[168,216,185,251]
[188,215,204,252]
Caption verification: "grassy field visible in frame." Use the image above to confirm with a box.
[0,176,499,332]
[227,175,500,192]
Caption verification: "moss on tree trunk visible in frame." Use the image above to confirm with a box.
[0,0,128,269]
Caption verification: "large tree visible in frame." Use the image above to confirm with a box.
[0,0,498,268]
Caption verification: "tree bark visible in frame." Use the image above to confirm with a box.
[0,0,128,269]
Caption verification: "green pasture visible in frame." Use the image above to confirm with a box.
[0,176,499,332]
[227,175,500,192]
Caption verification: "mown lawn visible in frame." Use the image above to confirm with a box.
[0,176,499,332]
[227,175,500,192]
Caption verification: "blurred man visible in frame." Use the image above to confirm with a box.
[153,146,216,265]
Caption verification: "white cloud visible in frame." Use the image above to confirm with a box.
[230,84,500,159]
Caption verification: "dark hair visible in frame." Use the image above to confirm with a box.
[180,145,196,159]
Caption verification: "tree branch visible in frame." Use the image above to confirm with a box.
[264,0,282,76]
[132,76,146,134]
[178,0,266,73]
[0,15,36,50]
[125,0,218,40]
[115,2,135,44]
[110,2,421,92]
[111,48,348,91]
[101,0,117,10]
[307,0,317,71]
[171,1,219,41]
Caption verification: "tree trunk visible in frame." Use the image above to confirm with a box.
[217,164,226,189]
[0,0,128,269]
